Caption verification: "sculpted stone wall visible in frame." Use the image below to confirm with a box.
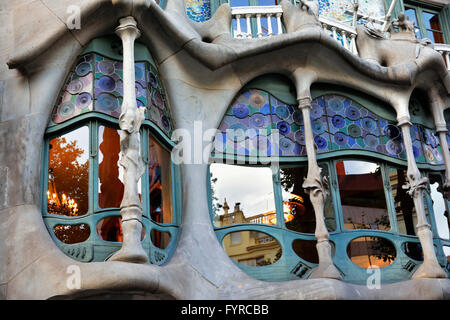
[0,0,449,299]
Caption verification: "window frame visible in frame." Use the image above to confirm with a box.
[41,113,181,263]
[404,1,447,44]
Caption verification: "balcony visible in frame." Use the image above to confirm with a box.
[230,5,450,71]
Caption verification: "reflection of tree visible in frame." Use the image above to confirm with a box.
[347,216,396,265]
[210,172,222,222]
[48,136,89,215]
[281,167,315,233]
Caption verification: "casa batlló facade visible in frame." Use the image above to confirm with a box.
[0,0,449,300]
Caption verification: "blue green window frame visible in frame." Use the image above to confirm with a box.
[208,85,450,283]
[41,113,182,265]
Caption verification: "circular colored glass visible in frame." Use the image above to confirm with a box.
[152,91,165,110]
[314,135,328,150]
[67,79,84,94]
[97,93,119,111]
[277,121,291,135]
[293,110,303,125]
[363,134,379,148]
[386,139,403,155]
[249,92,266,108]
[347,124,362,138]
[328,97,344,112]
[76,62,92,77]
[334,132,348,146]
[98,76,116,92]
[98,60,115,75]
[57,101,75,118]
[312,120,325,134]
[275,105,290,120]
[294,130,305,145]
[361,117,377,132]
[384,124,400,139]
[279,137,294,152]
[232,104,249,118]
[331,115,345,129]
[76,92,92,109]
[148,72,158,89]
[249,114,268,129]
[345,105,360,121]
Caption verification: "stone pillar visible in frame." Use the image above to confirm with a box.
[299,97,342,280]
[435,123,450,200]
[398,117,446,278]
[109,16,148,263]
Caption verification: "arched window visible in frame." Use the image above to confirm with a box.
[42,36,180,265]
[209,75,450,283]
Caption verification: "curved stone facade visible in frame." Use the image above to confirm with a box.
[0,0,449,299]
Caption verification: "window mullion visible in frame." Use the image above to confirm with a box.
[329,159,344,233]
[271,162,284,229]
[89,120,98,215]
[142,127,150,220]
[381,163,399,234]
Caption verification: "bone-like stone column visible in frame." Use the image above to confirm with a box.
[398,117,446,278]
[299,97,342,280]
[435,123,450,199]
[109,16,148,264]
[430,90,450,200]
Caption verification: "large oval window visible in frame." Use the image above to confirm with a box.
[222,231,282,266]
[347,236,396,269]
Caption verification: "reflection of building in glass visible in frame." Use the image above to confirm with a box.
[220,201,281,266]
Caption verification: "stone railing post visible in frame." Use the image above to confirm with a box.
[398,116,446,278]
[109,16,148,263]
[299,97,342,280]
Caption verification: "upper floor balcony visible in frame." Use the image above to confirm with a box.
[229,3,450,70]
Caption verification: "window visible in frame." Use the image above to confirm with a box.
[209,79,449,283]
[405,2,446,43]
[42,36,179,264]
[336,160,390,231]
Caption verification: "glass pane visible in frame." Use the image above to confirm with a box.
[47,126,89,216]
[337,161,390,230]
[281,167,315,233]
[423,11,441,31]
[54,224,90,244]
[389,168,431,236]
[281,165,336,233]
[347,236,396,269]
[96,216,145,242]
[426,30,444,44]
[148,135,173,224]
[229,0,249,6]
[429,174,449,240]
[405,8,422,39]
[444,246,450,262]
[292,239,319,264]
[222,231,282,266]
[150,229,171,249]
[405,8,419,28]
[98,126,124,208]
[210,164,276,228]
[257,0,276,5]
[402,242,424,261]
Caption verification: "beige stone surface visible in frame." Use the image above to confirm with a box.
[0,0,448,300]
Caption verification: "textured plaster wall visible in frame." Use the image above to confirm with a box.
[0,0,449,300]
